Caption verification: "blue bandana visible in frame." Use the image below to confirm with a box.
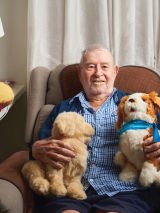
[119,119,160,143]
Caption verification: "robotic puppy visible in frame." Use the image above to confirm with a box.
[22,112,94,199]
[114,91,160,187]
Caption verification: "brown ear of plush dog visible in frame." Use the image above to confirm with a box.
[149,91,160,114]
[142,91,160,122]
[115,96,128,130]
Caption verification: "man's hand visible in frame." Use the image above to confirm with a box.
[32,138,75,169]
[143,136,160,162]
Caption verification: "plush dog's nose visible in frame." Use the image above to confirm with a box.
[128,98,135,103]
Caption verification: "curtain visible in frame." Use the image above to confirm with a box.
[27,0,160,80]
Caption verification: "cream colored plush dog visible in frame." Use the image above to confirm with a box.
[114,91,160,187]
[22,112,94,199]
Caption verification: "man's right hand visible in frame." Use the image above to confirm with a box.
[32,138,76,169]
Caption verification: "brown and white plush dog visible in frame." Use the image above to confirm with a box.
[22,112,94,200]
[114,91,160,187]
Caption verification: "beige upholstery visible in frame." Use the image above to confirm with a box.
[25,65,65,144]
[0,151,33,213]
[0,179,23,213]
[0,64,160,213]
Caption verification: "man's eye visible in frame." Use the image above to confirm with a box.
[87,64,96,70]
[102,65,109,70]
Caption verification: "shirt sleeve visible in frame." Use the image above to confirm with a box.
[38,98,73,139]
[39,104,61,140]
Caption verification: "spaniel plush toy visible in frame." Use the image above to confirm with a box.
[22,112,94,200]
[114,91,160,187]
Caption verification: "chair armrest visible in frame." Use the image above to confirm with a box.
[25,67,51,143]
[0,179,24,213]
[0,151,34,213]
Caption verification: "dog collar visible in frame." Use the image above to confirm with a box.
[119,119,160,143]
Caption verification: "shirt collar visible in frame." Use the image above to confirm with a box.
[69,91,85,104]
[69,88,118,108]
[112,88,121,104]
[69,91,90,109]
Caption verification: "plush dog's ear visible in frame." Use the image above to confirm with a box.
[82,123,94,136]
[149,91,160,114]
[115,96,128,130]
[53,121,76,138]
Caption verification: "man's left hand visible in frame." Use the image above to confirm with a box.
[143,136,160,162]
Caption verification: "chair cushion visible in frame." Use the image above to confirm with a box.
[60,64,83,99]
[46,64,65,104]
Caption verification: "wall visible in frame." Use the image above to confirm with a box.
[0,92,27,161]
[0,0,27,161]
[0,0,27,84]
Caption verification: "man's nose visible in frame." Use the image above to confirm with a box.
[94,64,103,75]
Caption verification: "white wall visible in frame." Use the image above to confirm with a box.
[0,0,27,85]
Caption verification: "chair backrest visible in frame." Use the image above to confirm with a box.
[26,64,160,144]
[60,64,160,100]
[115,65,160,94]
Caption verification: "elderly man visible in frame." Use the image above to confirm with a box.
[32,46,160,213]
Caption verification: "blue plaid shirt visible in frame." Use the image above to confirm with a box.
[38,89,160,196]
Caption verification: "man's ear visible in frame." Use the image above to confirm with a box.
[114,65,119,76]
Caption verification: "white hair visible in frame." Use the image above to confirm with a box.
[80,44,113,66]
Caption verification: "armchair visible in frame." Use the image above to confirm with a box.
[0,64,160,213]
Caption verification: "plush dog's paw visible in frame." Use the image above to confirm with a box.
[31,177,50,195]
[67,183,87,200]
[119,170,138,182]
[69,191,87,200]
[50,184,67,196]
[139,162,157,187]
[68,190,87,200]
[139,173,154,187]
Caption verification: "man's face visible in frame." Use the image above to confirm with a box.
[79,49,119,99]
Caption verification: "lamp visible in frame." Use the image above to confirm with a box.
[0,17,5,38]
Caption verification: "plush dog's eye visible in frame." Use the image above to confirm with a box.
[128,98,135,103]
